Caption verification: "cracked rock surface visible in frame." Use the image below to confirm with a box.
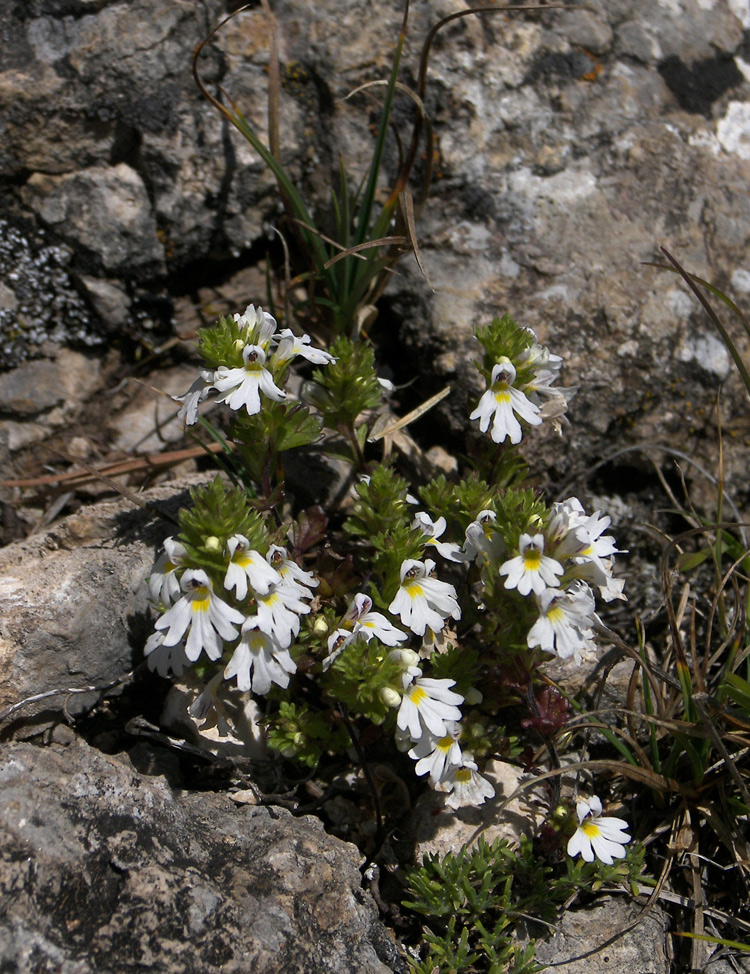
[0,739,402,974]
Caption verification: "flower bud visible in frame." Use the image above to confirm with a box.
[465,687,483,705]
[393,648,420,668]
[204,536,222,553]
[292,732,306,747]
[380,687,401,709]
[233,339,245,354]
[313,616,329,637]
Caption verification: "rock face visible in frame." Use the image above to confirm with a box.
[22,164,165,276]
[0,480,199,729]
[532,894,670,974]
[3,0,750,506]
[0,739,401,973]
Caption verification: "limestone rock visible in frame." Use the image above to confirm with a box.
[22,164,165,276]
[0,479,204,730]
[412,759,545,861]
[0,348,102,419]
[532,894,670,974]
[0,738,402,973]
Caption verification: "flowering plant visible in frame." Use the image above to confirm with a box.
[142,303,630,824]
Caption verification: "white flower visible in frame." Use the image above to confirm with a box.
[437,756,496,809]
[500,533,563,596]
[459,509,503,567]
[553,506,620,565]
[143,630,191,678]
[214,344,286,415]
[255,584,311,648]
[527,583,597,661]
[517,338,562,376]
[567,796,631,865]
[594,569,627,603]
[224,618,296,694]
[174,369,215,426]
[266,545,319,600]
[409,721,463,784]
[154,568,245,662]
[469,359,542,444]
[547,497,587,542]
[272,329,336,366]
[546,498,626,601]
[539,393,572,436]
[224,536,281,600]
[322,595,408,670]
[413,512,463,561]
[344,593,408,645]
[233,304,277,350]
[389,559,461,637]
[148,536,187,607]
[321,627,354,671]
[516,336,576,429]
[396,670,464,740]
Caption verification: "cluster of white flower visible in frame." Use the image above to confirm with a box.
[372,543,496,808]
[145,536,317,697]
[515,498,624,665]
[174,305,335,425]
[454,497,625,667]
[316,555,496,809]
[470,332,573,444]
[388,649,495,809]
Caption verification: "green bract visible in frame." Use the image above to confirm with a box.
[473,313,537,387]
[178,477,269,570]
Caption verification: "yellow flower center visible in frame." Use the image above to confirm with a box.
[582,820,601,838]
[523,549,541,569]
[409,686,427,706]
[247,631,265,651]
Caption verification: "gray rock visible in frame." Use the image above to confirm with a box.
[0,358,67,416]
[2,0,750,620]
[0,348,102,419]
[22,164,165,276]
[79,277,131,332]
[0,478,203,730]
[532,894,670,974]
[0,739,401,973]
[2,0,749,520]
